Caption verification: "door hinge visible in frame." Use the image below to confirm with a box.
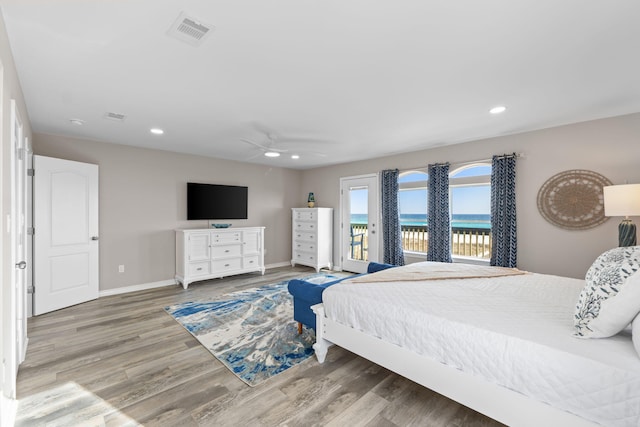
[27,286,35,294]
[27,168,35,176]
[27,227,35,235]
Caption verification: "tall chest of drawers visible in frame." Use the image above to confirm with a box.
[291,208,333,272]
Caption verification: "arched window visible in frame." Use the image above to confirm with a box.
[449,164,492,260]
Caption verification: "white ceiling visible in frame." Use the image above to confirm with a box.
[2,1,640,169]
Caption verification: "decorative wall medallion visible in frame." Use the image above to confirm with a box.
[537,169,612,230]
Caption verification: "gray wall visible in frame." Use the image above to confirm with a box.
[34,112,640,291]
[299,113,640,279]
[34,134,303,291]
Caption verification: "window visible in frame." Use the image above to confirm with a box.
[397,164,492,260]
[450,164,491,260]
[398,171,428,252]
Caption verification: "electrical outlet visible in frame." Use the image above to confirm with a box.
[118,265,125,273]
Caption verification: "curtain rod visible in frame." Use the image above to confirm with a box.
[400,152,524,173]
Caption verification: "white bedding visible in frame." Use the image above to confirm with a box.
[322,262,640,427]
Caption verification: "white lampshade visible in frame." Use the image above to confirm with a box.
[603,184,640,217]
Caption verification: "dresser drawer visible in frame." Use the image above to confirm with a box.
[211,244,241,259]
[188,261,211,277]
[295,211,315,221]
[294,221,317,232]
[243,255,260,269]
[293,252,317,264]
[212,232,241,244]
[294,231,316,242]
[212,257,242,272]
[294,241,316,253]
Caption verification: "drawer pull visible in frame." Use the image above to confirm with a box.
[196,267,202,271]
[249,260,254,264]
[225,263,230,267]
[225,249,230,253]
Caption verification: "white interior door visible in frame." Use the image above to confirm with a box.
[340,174,379,273]
[4,100,27,399]
[34,156,99,315]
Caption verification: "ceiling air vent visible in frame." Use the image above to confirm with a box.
[104,112,126,122]
[167,12,214,46]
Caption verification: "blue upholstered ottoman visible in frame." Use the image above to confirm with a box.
[287,262,396,332]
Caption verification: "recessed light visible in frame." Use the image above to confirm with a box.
[291,154,300,159]
[489,105,507,114]
[69,119,84,126]
[150,128,164,135]
[264,151,280,158]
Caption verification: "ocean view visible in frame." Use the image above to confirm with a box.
[351,213,491,229]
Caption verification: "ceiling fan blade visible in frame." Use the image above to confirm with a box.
[276,136,338,144]
[240,138,269,150]
[239,138,288,152]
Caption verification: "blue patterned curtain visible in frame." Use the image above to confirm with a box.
[427,163,452,263]
[490,154,517,267]
[381,169,405,265]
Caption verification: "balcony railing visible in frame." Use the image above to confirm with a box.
[349,224,492,261]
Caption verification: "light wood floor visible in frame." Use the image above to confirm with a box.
[16,266,504,427]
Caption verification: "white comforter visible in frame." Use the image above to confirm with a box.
[322,262,640,427]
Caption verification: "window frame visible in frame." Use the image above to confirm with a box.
[398,170,429,257]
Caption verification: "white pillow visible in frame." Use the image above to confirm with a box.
[574,246,640,338]
[633,315,640,357]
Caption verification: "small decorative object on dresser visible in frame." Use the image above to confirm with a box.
[307,192,315,208]
[175,226,265,289]
[291,208,332,272]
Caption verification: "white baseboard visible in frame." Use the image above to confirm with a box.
[99,263,295,297]
[265,261,291,269]
[1,394,17,427]
[99,279,178,297]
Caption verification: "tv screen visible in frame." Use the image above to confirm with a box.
[187,182,248,220]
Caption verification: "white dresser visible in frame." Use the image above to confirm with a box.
[291,208,333,272]
[175,227,265,289]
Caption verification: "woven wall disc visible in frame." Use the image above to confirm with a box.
[537,169,612,230]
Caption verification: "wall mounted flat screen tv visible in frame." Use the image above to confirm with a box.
[187,182,248,220]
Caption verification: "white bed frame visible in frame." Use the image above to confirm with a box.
[311,303,599,427]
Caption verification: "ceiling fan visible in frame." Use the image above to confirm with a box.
[240,136,289,157]
[240,122,332,159]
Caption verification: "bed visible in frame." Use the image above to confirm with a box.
[311,260,640,427]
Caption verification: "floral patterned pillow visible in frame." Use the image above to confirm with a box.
[574,246,640,338]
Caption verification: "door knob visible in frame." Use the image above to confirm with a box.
[16,261,26,269]
[91,236,99,241]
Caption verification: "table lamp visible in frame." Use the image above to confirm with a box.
[603,184,640,247]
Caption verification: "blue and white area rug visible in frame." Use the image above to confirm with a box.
[164,273,350,387]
